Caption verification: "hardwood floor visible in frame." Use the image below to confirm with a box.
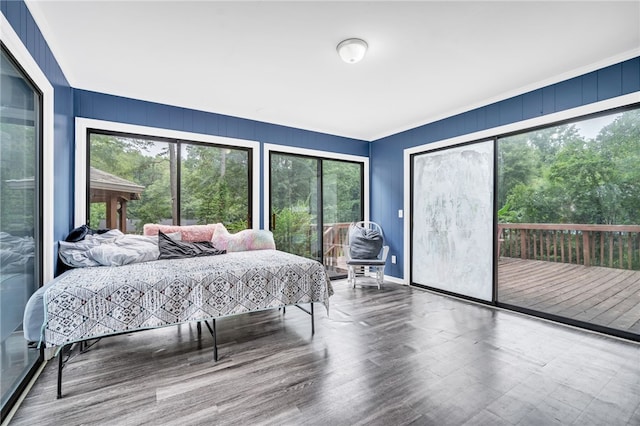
[498,258,640,333]
[8,280,640,425]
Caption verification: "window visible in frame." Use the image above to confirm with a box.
[0,45,43,414]
[88,131,252,233]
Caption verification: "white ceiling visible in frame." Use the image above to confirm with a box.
[25,1,640,141]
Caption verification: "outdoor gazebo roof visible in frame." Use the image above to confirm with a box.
[89,167,145,194]
[4,168,145,195]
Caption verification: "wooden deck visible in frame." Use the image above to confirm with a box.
[498,257,640,335]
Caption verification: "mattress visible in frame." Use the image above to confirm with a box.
[38,249,332,347]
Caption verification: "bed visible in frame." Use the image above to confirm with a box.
[25,225,332,398]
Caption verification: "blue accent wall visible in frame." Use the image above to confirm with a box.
[2,0,74,275]
[370,57,640,281]
[73,90,370,228]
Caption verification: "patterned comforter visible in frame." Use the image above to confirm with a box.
[43,249,332,346]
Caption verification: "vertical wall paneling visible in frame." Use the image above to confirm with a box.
[73,90,369,157]
[597,63,622,100]
[499,96,523,126]
[622,58,640,93]
[542,86,556,115]
[522,89,543,120]
[554,77,583,112]
[582,71,599,105]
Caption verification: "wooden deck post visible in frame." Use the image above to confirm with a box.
[118,199,127,232]
[520,231,527,260]
[582,231,591,267]
[106,195,118,230]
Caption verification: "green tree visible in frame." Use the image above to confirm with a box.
[323,160,362,224]
[181,144,249,229]
[498,109,640,226]
[595,109,640,224]
[497,135,538,212]
[272,201,313,258]
[89,134,172,232]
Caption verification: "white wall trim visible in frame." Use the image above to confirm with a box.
[2,13,55,282]
[403,92,640,285]
[262,143,370,231]
[74,118,261,229]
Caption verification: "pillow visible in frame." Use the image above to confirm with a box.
[163,232,182,241]
[64,224,91,242]
[143,223,221,242]
[59,229,125,267]
[211,225,276,252]
[58,239,102,268]
[210,225,232,251]
[88,236,159,266]
[348,223,383,259]
[58,230,159,268]
[157,231,226,260]
[64,224,111,242]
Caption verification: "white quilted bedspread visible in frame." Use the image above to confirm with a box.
[43,250,332,346]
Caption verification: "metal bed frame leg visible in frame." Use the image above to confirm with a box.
[203,319,218,361]
[311,302,315,335]
[57,344,70,399]
[212,319,217,361]
[292,303,315,335]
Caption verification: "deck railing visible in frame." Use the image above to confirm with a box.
[498,223,640,270]
[323,222,351,270]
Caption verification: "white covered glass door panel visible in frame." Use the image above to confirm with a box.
[412,140,494,301]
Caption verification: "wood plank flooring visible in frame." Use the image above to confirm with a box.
[498,258,640,333]
[8,280,640,425]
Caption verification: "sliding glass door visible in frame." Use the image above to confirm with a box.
[0,46,43,415]
[496,107,640,339]
[411,141,495,301]
[269,153,363,277]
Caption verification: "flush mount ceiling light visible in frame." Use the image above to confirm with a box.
[336,38,368,64]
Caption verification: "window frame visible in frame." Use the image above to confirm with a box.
[263,143,369,230]
[75,119,260,230]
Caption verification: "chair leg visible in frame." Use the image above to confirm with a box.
[353,266,357,288]
[348,265,355,288]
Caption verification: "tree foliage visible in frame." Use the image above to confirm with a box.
[269,154,363,258]
[89,135,250,233]
[498,109,640,225]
